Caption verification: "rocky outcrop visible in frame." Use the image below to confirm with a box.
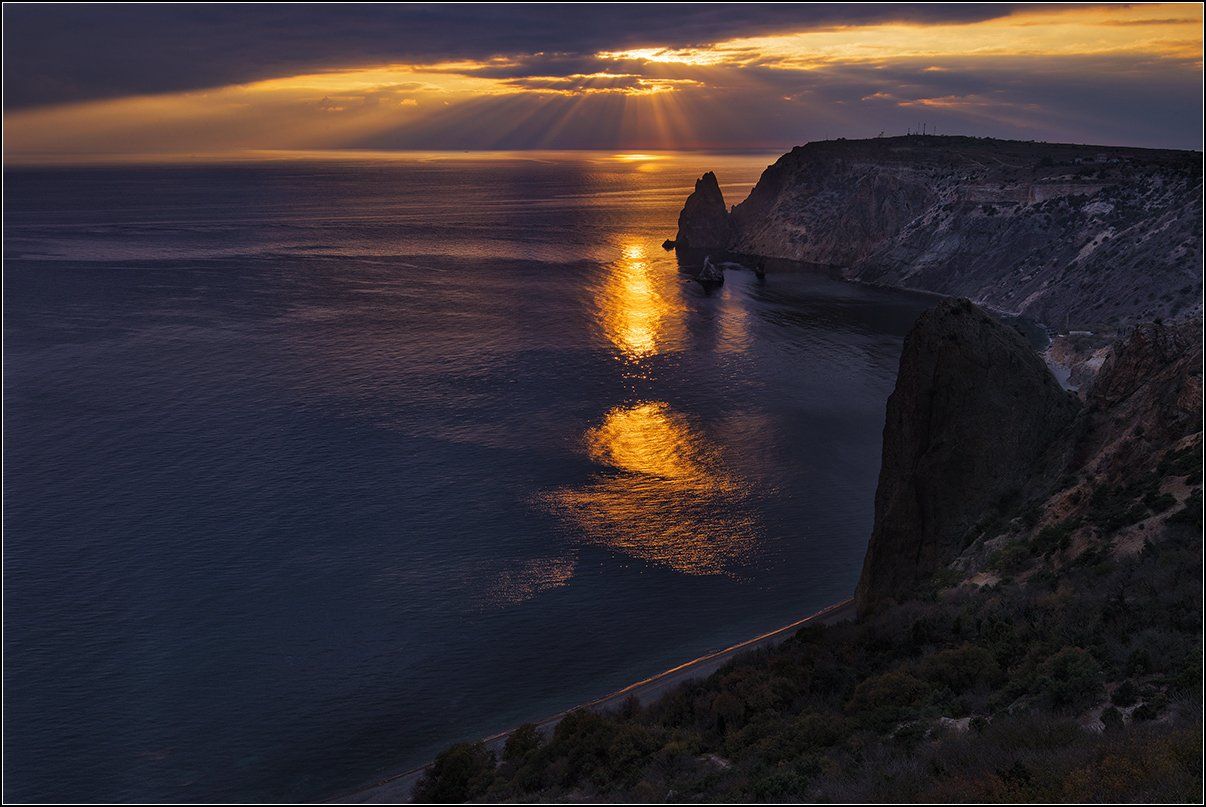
[1089,320,1201,411]
[680,136,1202,330]
[855,300,1080,615]
[943,315,1201,588]
[1070,319,1202,485]
[675,171,735,250]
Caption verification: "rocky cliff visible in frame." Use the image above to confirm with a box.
[674,171,734,250]
[1053,318,1201,531]
[857,300,1202,614]
[678,136,1202,330]
[855,299,1080,614]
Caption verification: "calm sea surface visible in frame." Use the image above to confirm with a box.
[4,152,943,802]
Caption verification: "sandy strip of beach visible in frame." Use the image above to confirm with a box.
[327,597,855,804]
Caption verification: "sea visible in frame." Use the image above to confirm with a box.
[4,151,947,802]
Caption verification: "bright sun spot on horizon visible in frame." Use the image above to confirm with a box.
[611,153,665,162]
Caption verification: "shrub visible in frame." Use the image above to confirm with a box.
[709,691,746,735]
[1058,725,1203,802]
[783,712,842,753]
[1132,693,1169,722]
[1159,444,1202,481]
[548,710,661,790]
[989,542,1031,575]
[1089,485,1148,531]
[503,723,542,762]
[1167,653,1202,694]
[927,566,963,593]
[1143,490,1177,513]
[750,764,814,801]
[1031,520,1076,556]
[413,742,496,803]
[846,670,931,729]
[1127,648,1153,676]
[920,644,1003,693]
[1040,647,1104,710]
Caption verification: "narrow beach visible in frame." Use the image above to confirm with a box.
[331,597,855,804]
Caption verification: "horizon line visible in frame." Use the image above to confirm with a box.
[5,135,1204,168]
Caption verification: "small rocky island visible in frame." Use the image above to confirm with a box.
[673,171,736,250]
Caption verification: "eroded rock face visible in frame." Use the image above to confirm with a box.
[1072,319,1203,483]
[1090,320,1201,410]
[692,136,1202,330]
[855,300,1080,615]
[675,172,735,250]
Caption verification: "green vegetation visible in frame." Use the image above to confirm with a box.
[412,742,496,803]
[1089,482,1152,531]
[415,520,1201,802]
[988,541,1030,575]
[1030,519,1077,557]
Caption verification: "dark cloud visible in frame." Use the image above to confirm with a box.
[3,3,1021,108]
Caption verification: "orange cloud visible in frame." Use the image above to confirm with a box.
[598,3,1203,69]
[3,2,1201,161]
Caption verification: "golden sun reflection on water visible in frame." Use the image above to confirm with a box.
[597,241,685,362]
[540,402,758,576]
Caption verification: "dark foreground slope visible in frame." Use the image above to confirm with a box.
[414,304,1202,803]
[677,136,1202,331]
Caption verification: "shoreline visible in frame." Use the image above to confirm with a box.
[326,597,855,804]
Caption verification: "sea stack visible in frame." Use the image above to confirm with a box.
[855,300,1079,615]
[675,171,735,250]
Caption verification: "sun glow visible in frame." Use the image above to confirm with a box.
[597,47,730,66]
[610,152,665,163]
[598,4,1203,69]
[4,62,704,160]
[2,2,1199,161]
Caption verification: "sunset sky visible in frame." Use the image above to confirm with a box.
[3,3,1202,162]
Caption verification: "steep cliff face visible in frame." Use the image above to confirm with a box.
[855,300,1080,615]
[689,136,1202,330]
[858,306,1202,614]
[675,171,735,250]
[729,141,938,266]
